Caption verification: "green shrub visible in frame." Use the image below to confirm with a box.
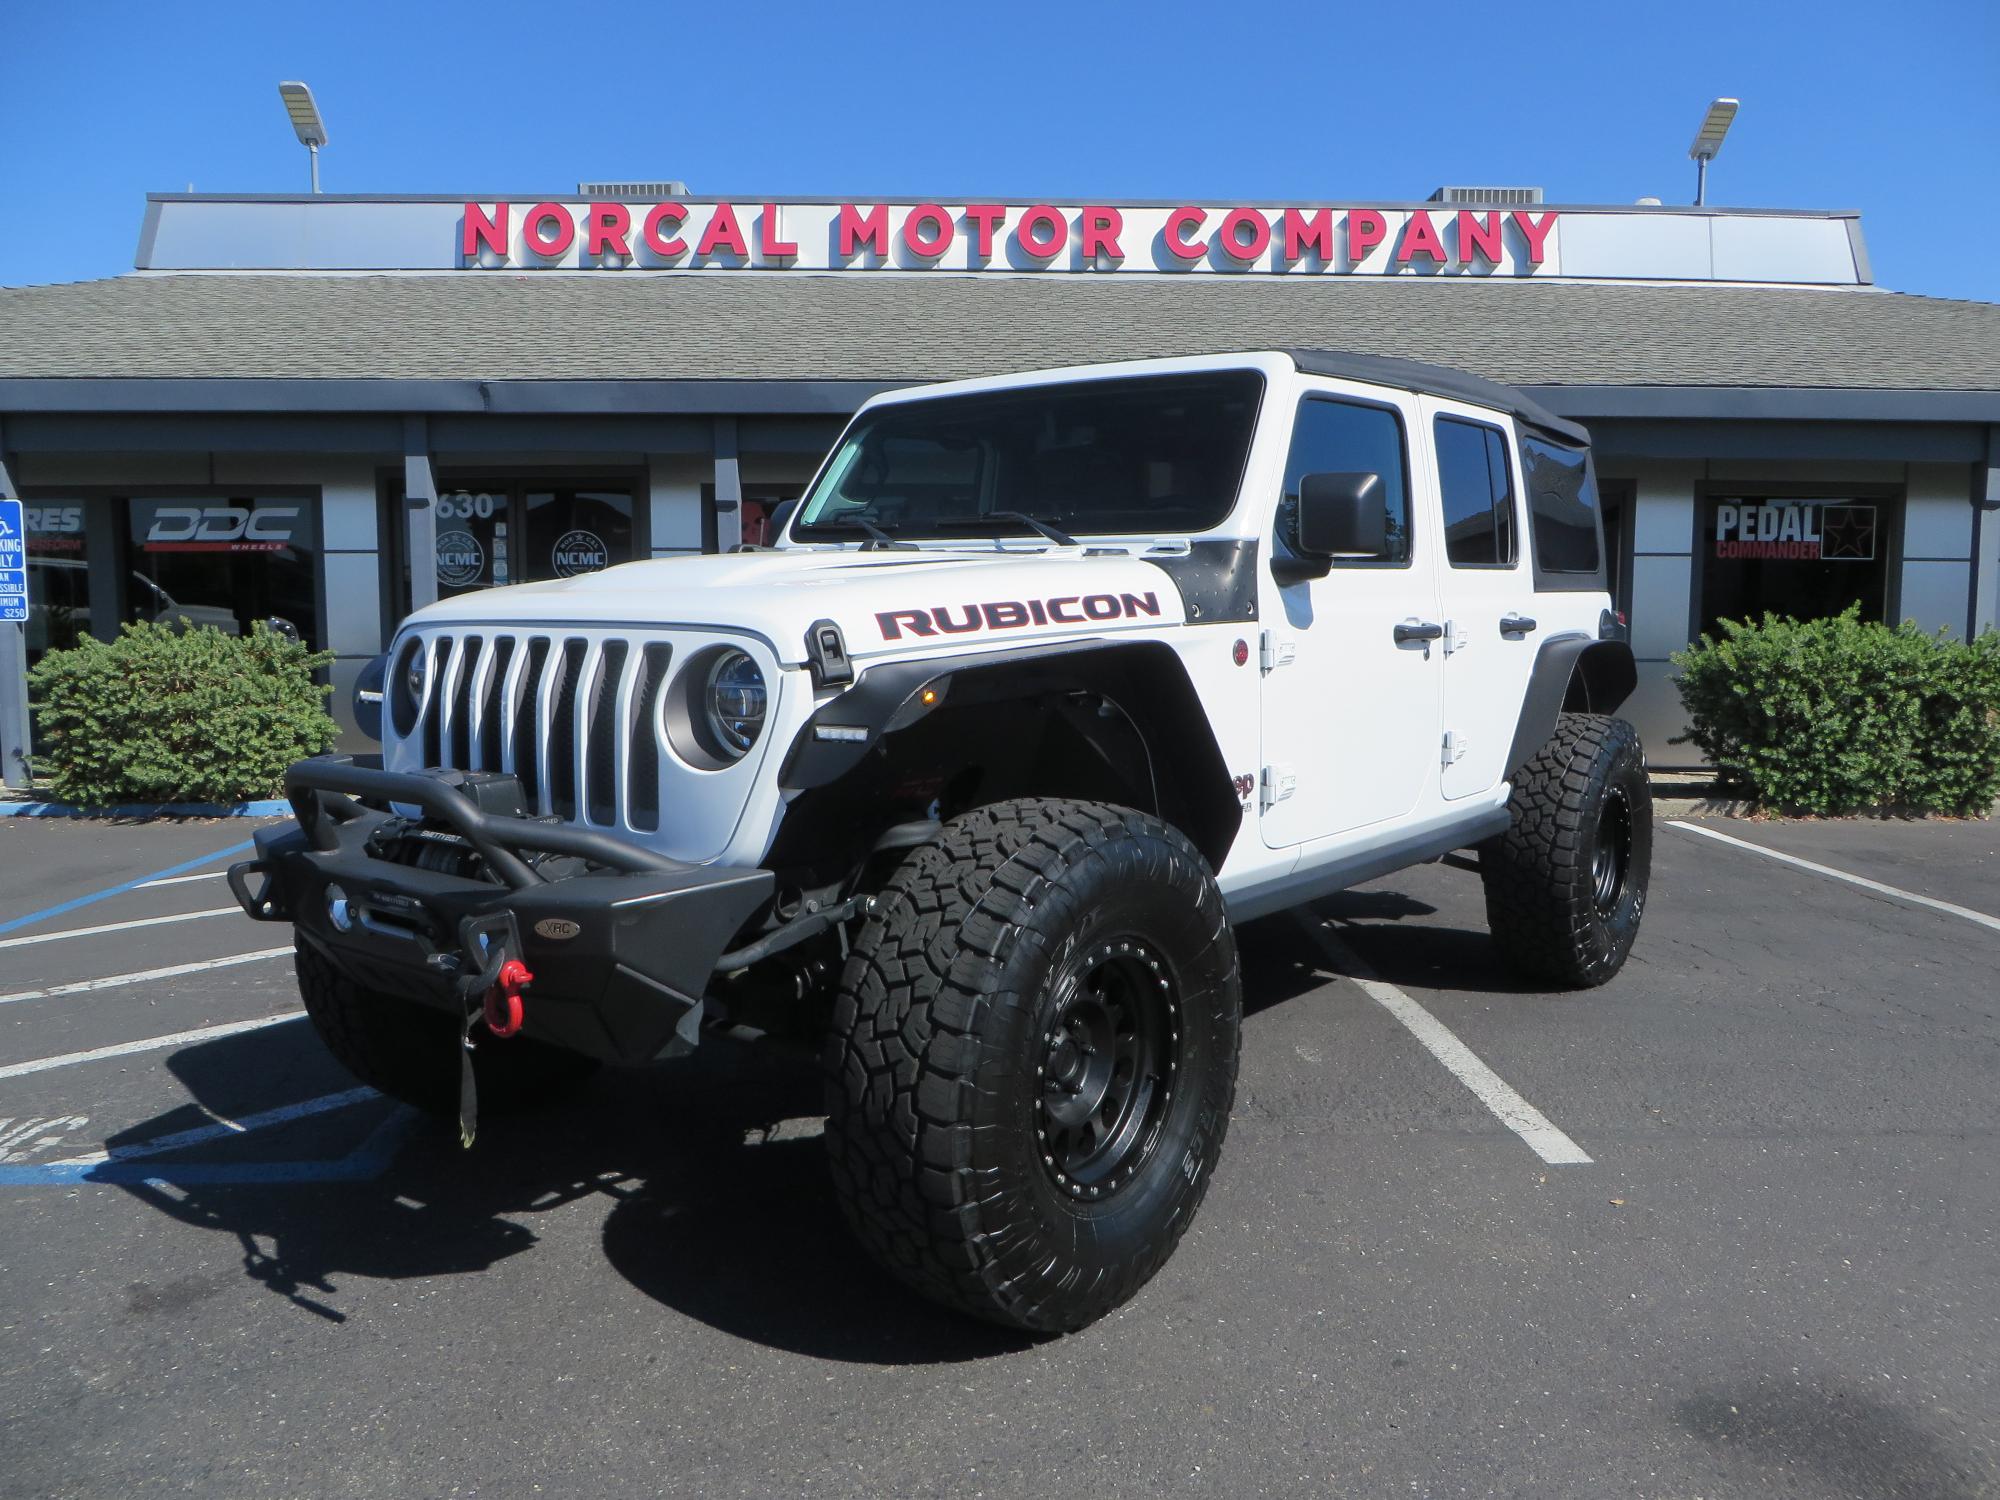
[1671,607,2000,816]
[28,621,336,805]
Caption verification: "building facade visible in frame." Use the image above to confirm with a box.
[2,190,1997,770]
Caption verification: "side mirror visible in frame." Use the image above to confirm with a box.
[1295,472,1387,559]
[353,652,388,742]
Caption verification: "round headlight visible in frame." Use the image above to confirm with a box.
[704,649,767,758]
[405,650,428,705]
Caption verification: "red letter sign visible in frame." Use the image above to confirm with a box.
[585,203,631,259]
[964,204,1007,259]
[838,203,891,258]
[1456,210,1503,264]
[1164,206,1207,261]
[1217,207,1271,261]
[462,202,508,261]
[1080,206,1125,262]
[1282,207,1334,263]
[1017,204,1067,258]
[1511,210,1557,265]
[1396,210,1448,264]
[523,202,575,257]
[1346,209,1387,262]
[902,204,954,257]
[758,203,798,261]
[641,202,688,256]
[697,203,749,258]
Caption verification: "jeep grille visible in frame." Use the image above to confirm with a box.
[388,630,675,832]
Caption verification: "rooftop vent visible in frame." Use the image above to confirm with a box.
[1428,185,1544,206]
[576,180,688,199]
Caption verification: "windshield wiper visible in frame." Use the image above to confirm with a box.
[827,516,916,551]
[970,511,1081,547]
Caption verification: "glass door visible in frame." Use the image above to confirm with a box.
[523,488,635,580]
[426,481,640,602]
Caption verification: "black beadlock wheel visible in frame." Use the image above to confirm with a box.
[1480,713,1652,989]
[294,939,598,1116]
[824,799,1242,1333]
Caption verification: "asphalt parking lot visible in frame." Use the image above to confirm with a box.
[0,809,1995,1500]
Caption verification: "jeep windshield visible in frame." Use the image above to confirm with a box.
[790,370,1264,543]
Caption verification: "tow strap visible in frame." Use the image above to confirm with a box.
[451,914,533,1149]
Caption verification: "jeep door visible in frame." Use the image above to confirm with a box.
[1257,385,1443,848]
[1421,398,1538,800]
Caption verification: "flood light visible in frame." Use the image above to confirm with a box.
[278,81,328,192]
[1688,97,1739,206]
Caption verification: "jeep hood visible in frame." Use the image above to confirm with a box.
[404,547,1189,663]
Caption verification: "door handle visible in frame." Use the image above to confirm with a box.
[1499,614,1538,637]
[1393,619,1444,645]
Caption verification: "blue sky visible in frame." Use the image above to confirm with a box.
[2,0,1996,299]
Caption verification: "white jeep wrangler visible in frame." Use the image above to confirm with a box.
[232,350,1649,1332]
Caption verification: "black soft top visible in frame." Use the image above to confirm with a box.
[1281,349,1591,447]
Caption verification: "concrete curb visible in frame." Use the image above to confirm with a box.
[1651,795,1758,819]
[0,798,291,819]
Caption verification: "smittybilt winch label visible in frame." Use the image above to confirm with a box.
[876,591,1162,640]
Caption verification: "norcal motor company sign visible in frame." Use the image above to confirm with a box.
[456,200,1562,276]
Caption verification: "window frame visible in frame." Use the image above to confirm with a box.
[1432,413,1521,572]
[1275,391,1417,574]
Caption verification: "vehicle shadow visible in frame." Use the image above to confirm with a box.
[111,1024,1033,1364]
[1301,890,1558,998]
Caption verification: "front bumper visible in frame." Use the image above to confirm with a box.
[231,757,774,1064]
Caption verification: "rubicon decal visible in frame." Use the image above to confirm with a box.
[877,591,1163,640]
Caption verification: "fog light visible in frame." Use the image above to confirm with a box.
[327,883,353,932]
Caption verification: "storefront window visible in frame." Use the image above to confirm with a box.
[124,496,320,646]
[421,481,639,603]
[524,489,633,580]
[24,503,91,665]
[1700,496,1890,633]
[433,487,509,596]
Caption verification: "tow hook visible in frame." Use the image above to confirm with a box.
[482,958,533,1039]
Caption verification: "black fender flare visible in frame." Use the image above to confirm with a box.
[1503,634,1639,779]
[777,637,1242,870]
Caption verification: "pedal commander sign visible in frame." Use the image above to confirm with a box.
[457,201,1561,276]
[1713,501,1878,561]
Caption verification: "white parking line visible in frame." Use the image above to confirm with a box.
[136,871,229,890]
[0,947,293,1007]
[0,906,243,950]
[1667,820,2000,934]
[0,1012,302,1080]
[1295,914,1593,1166]
[39,1086,378,1167]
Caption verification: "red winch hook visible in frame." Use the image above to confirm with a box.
[482,958,533,1039]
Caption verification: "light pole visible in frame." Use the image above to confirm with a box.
[278,81,329,193]
[1688,97,1739,207]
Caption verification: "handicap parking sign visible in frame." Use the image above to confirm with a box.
[0,500,27,628]
[0,497,29,624]
[0,500,26,624]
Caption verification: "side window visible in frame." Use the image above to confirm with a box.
[1276,397,1411,567]
[1520,435,1603,575]
[1434,416,1517,568]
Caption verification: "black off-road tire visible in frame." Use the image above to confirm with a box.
[1481,713,1651,988]
[824,799,1242,1333]
[294,939,598,1115]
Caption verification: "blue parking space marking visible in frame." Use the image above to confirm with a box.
[0,1102,417,1187]
[0,839,255,937]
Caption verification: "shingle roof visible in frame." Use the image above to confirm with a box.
[1,272,1997,391]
